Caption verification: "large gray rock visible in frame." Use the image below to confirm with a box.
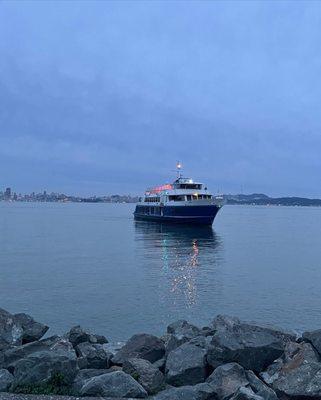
[210,315,242,332]
[65,325,108,347]
[230,387,264,400]
[165,342,207,386]
[123,357,165,394]
[189,335,211,349]
[206,363,249,400]
[0,308,48,347]
[151,386,200,400]
[206,362,277,400]
[207,316,285,372]
[261,341,321,398]
[113,334,165,365]
[191,382,219,400]
[152,383,215,400]
[152,357,166,372]
[72,367,114,394]
[80,370,148,398]
[0,308,23,347]
[75,341,112,369]
[210,315,296,343]
[162,333,189,356]
[163,320,203,356]
[13,313,48,344]
[200,326,216,337]
[1,335,62,369]
[246,370,278,400]
[11,340,78,387]
[302,328,321,355]
[0,369,14,392]
[0,338,11,353]
[162,333,210,357]
[167,320,202,338]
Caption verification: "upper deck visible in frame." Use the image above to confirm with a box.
[139,175,224,206]
[146,178,205,195]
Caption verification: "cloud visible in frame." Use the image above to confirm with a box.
[1,1,321,196]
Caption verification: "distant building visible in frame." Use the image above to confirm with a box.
[4,187,11,200]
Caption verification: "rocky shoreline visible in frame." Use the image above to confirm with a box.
[1,308,321,399]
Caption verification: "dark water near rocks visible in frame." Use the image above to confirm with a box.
[1,202,321,340]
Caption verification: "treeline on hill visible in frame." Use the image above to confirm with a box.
[224,193,321,207]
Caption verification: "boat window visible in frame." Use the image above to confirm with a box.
[144,197,160,203]
[186,195,192,201]
[169,195,186,201]
[192,194,198,200]
[177,184,202,190]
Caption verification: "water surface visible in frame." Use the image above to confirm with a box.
[1,202,320,340]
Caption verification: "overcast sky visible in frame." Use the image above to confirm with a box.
[1,0,321,196]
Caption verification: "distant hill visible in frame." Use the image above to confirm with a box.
[223,194,321,207]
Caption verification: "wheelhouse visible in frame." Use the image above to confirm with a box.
[173,178,203,190]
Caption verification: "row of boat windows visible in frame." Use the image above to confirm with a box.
[138,206,162,215]
[144,197,161,203]
[169,194,212,201]
[175,184,202,190]
[143,194,212,203]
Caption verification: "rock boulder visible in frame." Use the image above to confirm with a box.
[0,308,48,347]
[113,334,165,365]
[246,370,277,400]
[1,335,62,370]
[163,320,203,355]
[152,383,215,400]
[75,341,112,369]
[11,341,78,387]
[302,328,321,355]
[65,325,108,347]
[206,362,249,400]
[261,341,321,398]
[206,362,277,400]
[72,367,115,394]
[167,320,202,338]
[207,317,285,372]
[0,369,14,392]
[13,313,48,344]
[230,387,264,400]
[165,342,207,386]
[80,370,148,398]
[123,357,165,394]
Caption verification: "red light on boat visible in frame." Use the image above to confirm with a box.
[147,184,173,194]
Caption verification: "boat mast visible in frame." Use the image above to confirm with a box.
[176,161,182,179]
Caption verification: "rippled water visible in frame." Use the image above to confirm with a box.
[1,202,321,340]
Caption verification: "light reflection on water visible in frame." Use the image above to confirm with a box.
[134,222,223,310]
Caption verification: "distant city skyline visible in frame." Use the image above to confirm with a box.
[1,1,321,196]
[2,186,321,207]
[0,186,139,203]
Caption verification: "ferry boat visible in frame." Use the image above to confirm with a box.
[134,163,224,225]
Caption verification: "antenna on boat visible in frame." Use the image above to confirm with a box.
[176,161,182,178]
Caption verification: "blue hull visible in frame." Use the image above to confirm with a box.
[134,205,220,226]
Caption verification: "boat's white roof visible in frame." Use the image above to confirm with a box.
[144,176,211,197]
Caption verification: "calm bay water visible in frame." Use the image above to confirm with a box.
[1,202,321,340]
